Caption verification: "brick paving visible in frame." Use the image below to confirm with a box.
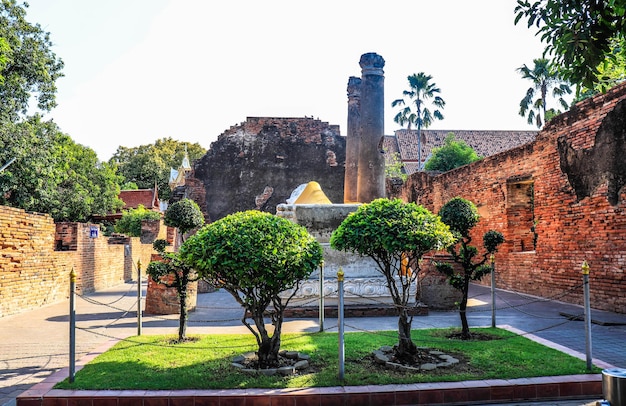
[1,282,624,406]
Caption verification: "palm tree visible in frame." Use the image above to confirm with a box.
[392,73,445,170]
[518,58,572,128]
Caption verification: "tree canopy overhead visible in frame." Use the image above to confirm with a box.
[0,0,64,122]
[0,117,123,222]
[515,0,626,89]
[109,138,206,202]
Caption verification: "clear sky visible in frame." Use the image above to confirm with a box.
[24,0,554,161]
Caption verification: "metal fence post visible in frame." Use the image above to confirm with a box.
[69,267,76,383]
[491,254,496,328]
[319,261,325,332]
[337,267,345,382]
[137,259,142,336]
[582,260,593,371]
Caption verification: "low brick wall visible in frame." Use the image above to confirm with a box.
[0,206,166,318]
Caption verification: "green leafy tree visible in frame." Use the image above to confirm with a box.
[114,204,161,237]
[180,211,323,369]
[146,199,205,342]
[392,73,445,171]
[424,133,481,172]
[109,138,206,201]
[514,0,626,89]
[0,37,9,81]
[330,198,454,359]
[518,58,572,128]
[384,151,407,181]
[0,0,64,121]
[0,117,123,221]
[121,181,139,190]
[573,37,626,101]
[435,197,504,340]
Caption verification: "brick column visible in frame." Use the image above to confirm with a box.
[356,52,386,203]
[344,76,361,203]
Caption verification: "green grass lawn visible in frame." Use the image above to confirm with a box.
[55,328,600,390]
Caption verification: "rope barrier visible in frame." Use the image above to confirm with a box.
[68,271,596,353]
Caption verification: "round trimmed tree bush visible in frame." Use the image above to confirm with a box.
[330,198,454,359]
[180,210,323,369]
[164,198,204,237]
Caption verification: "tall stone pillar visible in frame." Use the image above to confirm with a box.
[356,52,386,203]
[344,76,361,203]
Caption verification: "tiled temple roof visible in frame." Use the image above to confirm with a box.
[385,129,538,174]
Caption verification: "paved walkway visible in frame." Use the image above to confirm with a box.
[1,281,624,406]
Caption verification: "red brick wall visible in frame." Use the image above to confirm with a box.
[0,206,164,318]
[392,84,626,314]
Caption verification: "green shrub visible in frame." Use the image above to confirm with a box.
[114,205,160,237]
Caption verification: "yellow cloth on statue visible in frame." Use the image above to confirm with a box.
[293,181,332,204]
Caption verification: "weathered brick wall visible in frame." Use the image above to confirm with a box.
[192,116,346,222]
[392,83,626,314]
[0,207,164,318]
[0,207,71,317]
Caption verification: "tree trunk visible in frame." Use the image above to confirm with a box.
[257,334,281,369]
[251,309,282,369]
[459,277,471,340]
[396,311,417,358]
[177,274,188,341]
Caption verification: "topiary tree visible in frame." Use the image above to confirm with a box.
[436,197,504,340]
[164,198,205,240]
[146,199,205,342]
[180,210,323,369]
[330,198,454,360]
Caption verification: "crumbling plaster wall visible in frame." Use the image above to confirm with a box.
[391,83,626,314]
[192,117,346,222]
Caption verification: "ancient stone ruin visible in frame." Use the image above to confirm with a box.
[189,116,345,222]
